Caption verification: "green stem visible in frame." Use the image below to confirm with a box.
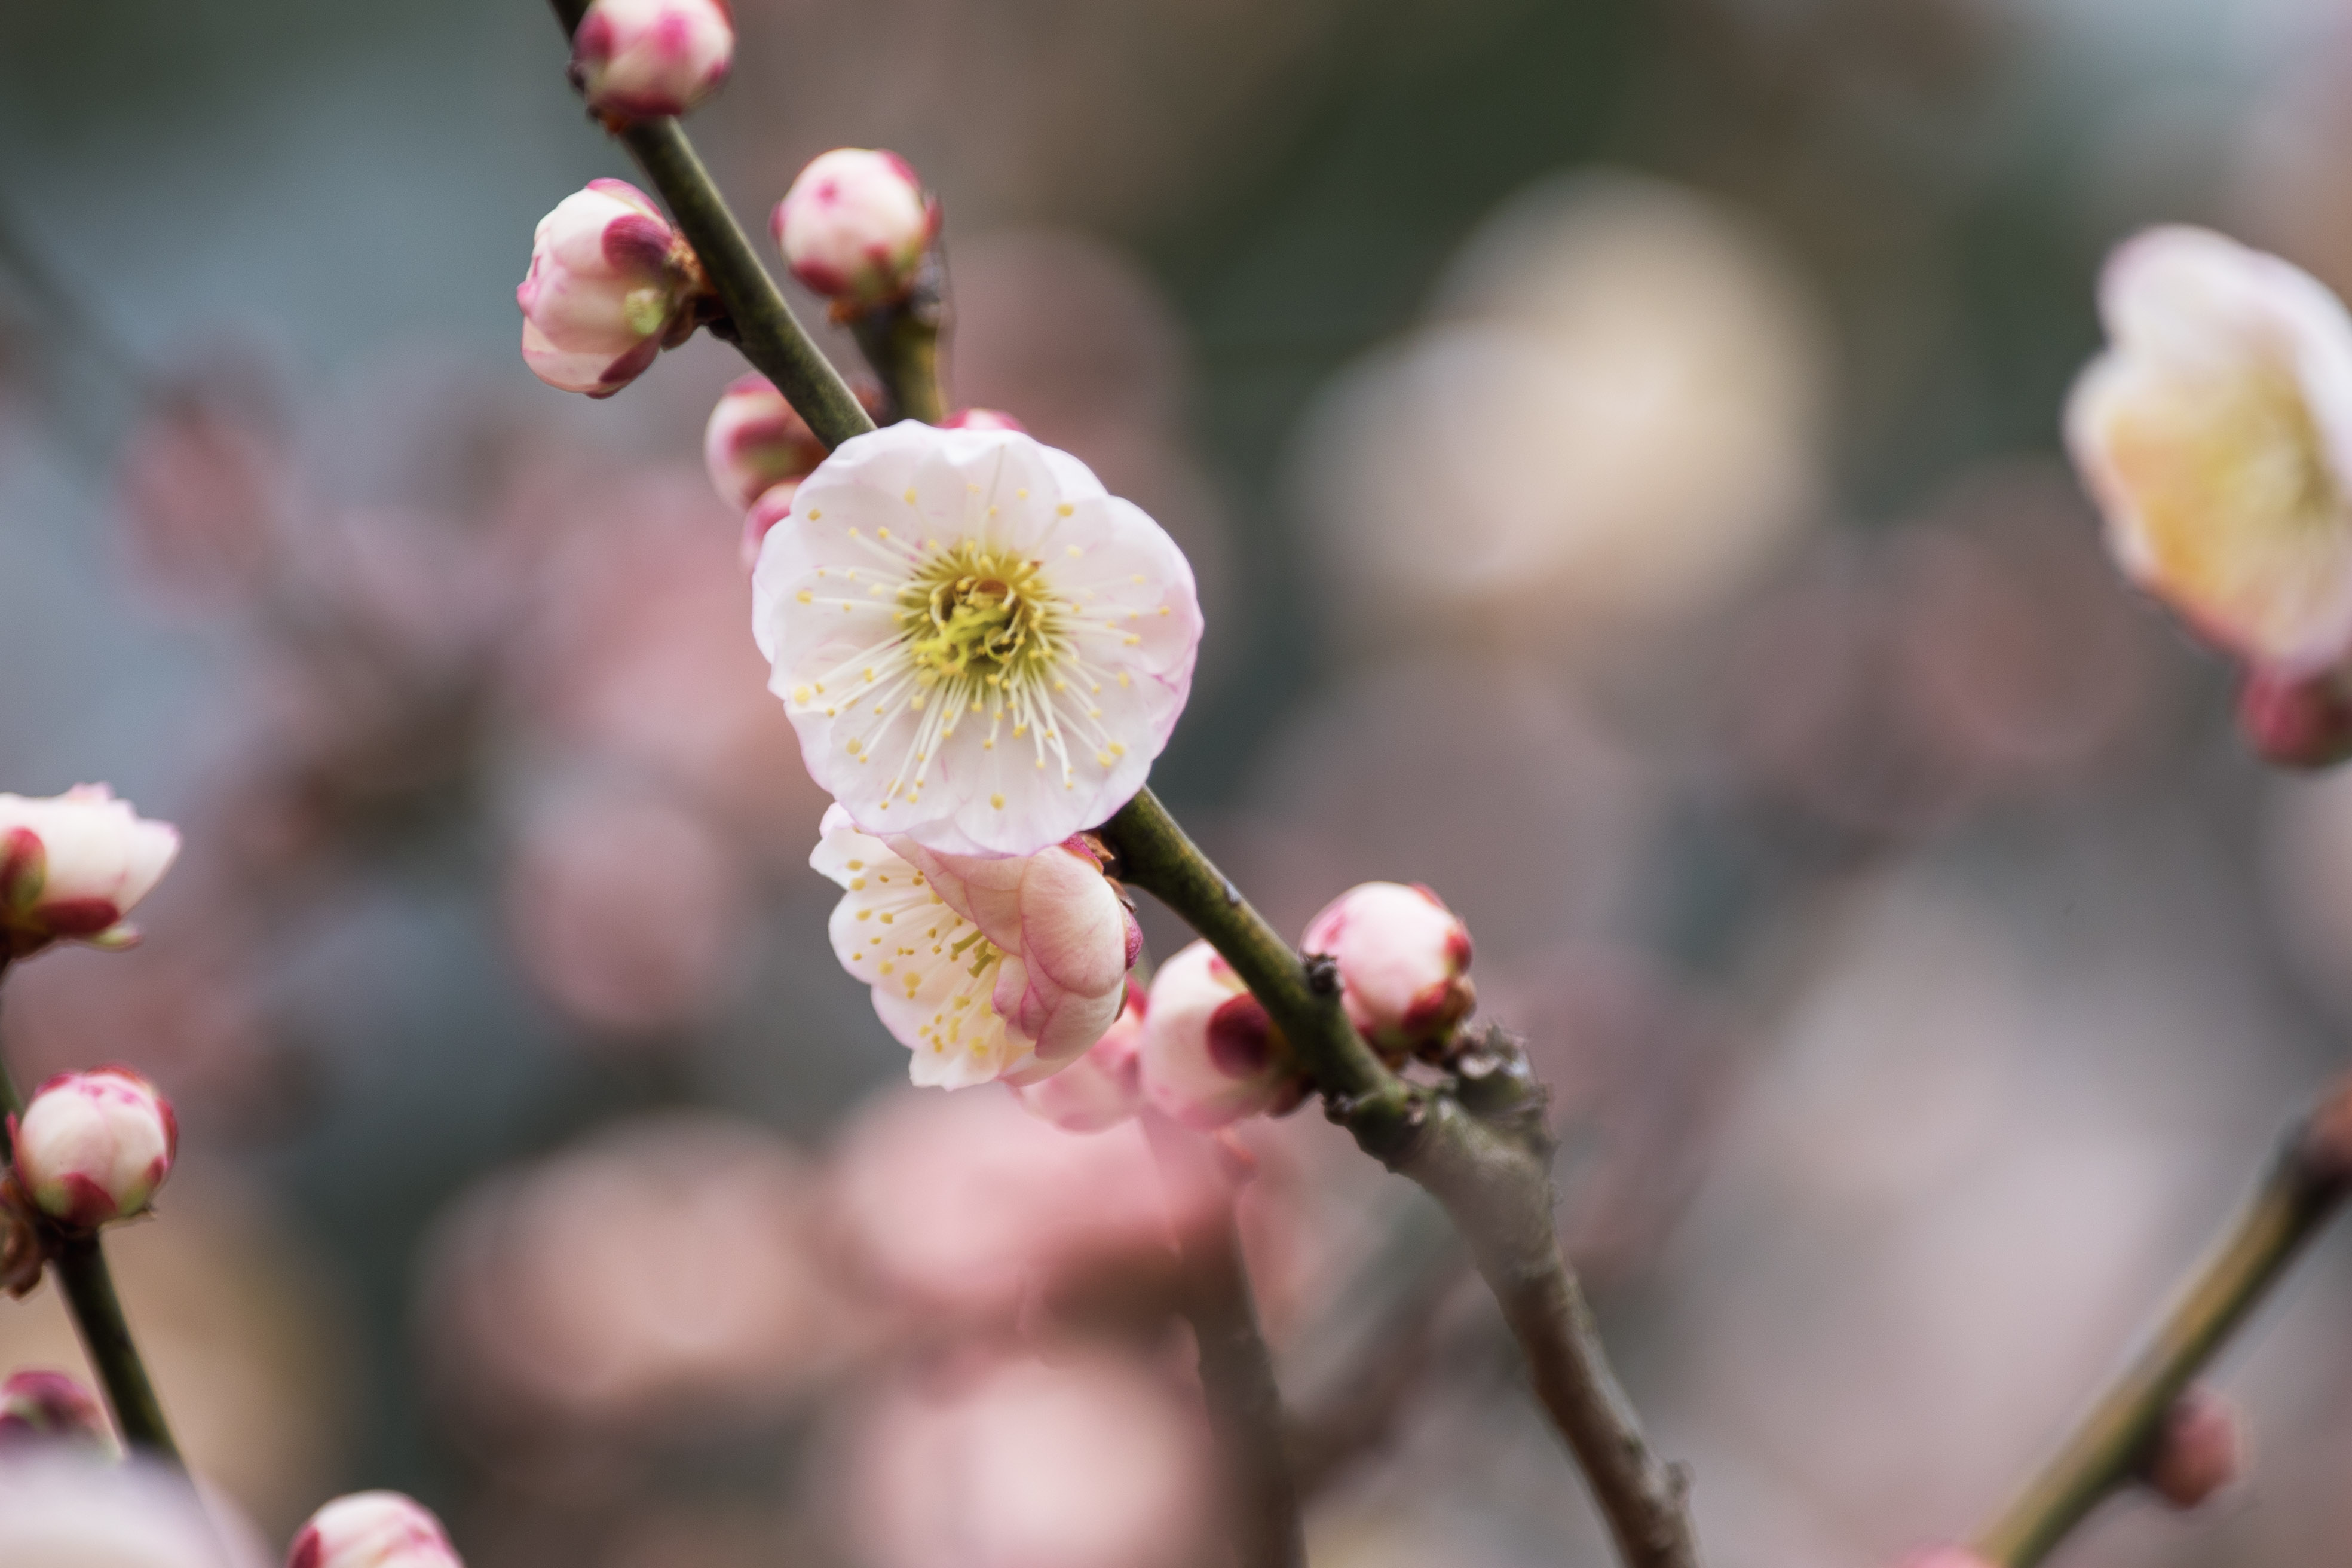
[544,0,875,451]
[1973,1092,2352,1567]
[1141,1111,1305,1568]
[850,303,944,425]
[53,1234,181,1460]
[1102,788,1702,1568]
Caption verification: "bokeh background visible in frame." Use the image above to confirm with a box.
[6,1,2352,1564]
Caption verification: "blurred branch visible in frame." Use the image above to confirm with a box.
[544,0,875,451]
[1973,1075,2352,1568]
[1102,788,1703,1568]
[1141,1110,1306,1568]
[847,250,946,425]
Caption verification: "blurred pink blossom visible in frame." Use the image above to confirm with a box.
[1012,981,1146,1131]
[842,1348,1212,1568]
[288,1491,463,1568]
[702,373,829,510]
[503,784,750,1038]
[1138,940,1308,1131]
[0,1370,109,1449]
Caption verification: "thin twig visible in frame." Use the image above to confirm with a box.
[544,0,875,451]
[1141,1110,1306,1568]
[1973,1076,2352,1567]
[1102,788,1702,1568]
[53,1235,181,1460]
[848,250,947,425]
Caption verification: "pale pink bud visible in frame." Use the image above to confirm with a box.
[568,0,733,120]
[287,1492,463,1568]
[939,408,1027,433]
[2143,1386,2246,1509]
[0,1370,109,1448]
[0,785,179,959]
[1301,881,1475,1061]
[1012,981,1146,1131]
[1138,941,1307,1131]
[771,149,939,312]
[517,180,709,398]
[10,1067,177,1230]
[703,373,828,509]
[2068,226,2352,673]
[741,480,800,571]
[2238,663,2352,767]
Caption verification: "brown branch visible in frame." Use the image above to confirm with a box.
[1971,1074,2352,1567]
[1101,789,1702,1568]
[1141,1111,1305,1568]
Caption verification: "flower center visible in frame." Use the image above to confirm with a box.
[897,542,1059,687]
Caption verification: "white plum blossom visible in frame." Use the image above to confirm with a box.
[754,423,1202,856]
[771,149,938,311]
[568,0,734,120]
[10,1067,177,1231]
[0,785,179,958]
[2068,225,2352,675]
[813,806,1138,1089]
[1012,981,1146,1131]
[517,180,710,398]
[288,1492,464,1568]
[0,1451,265,1568]
[1138,941,1307,1130]
[1301,881,1475,1062]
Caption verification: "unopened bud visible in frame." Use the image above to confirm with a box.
[1300,881,1475,1062]
[771,149,939,313]
[2238,664,2352,768]
[568,0,734,120]
[288,1492,464,1568]
[703,373,828,509]
[940,408,1026,433]
[517,180,710,398]
[1013,981,1146,1132]
[2142,1385,2246,1509]
[0,785,179,960]
[741,480,801,572]
[0,1370,109,1448]
[10,1068,177,1231]
[1139,942,1308,1130]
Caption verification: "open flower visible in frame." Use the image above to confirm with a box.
[1011,981,1146,1131]
[10,1067,177,1230]
[1301,881,1475,1062]
[1138,941,1307,1129]
[288,1492,463,1568]
[2068,226,2352,674]
[754,423,1202,856]
[813,805,1137,1088]
[0,786,179,959]
[771,149,939,312]
[568,0,734,120]
[517,180,710,398]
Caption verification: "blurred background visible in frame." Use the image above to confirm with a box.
[5,0,2352,1564]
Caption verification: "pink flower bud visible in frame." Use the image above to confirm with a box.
[568,0,733,120]
[10,1067,177,1230]
[703,373,829,510]
[1012,981,1146,1132]
[1301,881,1475,1061]
[771,149,939,312]
[939,408,1027,433]
[2143,1385,2246,1509]
[741,480,800,571]
[287,1492,463,1568]
[517,180,709,398]
[0,1370,109,1448]
[2238,663,2352,767]
[1138,941,1307,1131]
[0,785,179,959]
